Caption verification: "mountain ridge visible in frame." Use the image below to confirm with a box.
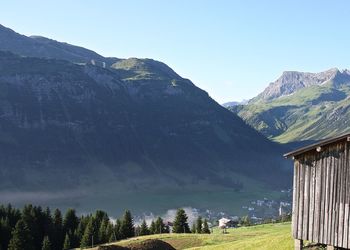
[0,24,291,214]
[253,68,350,101]
[229,68,350,143]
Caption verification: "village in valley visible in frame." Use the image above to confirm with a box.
[132,188,293,233]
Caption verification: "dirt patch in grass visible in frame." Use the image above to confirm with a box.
[127,239,176,250]
[164,236,203,249]
[98,239,176,250]
[97,245,129,250]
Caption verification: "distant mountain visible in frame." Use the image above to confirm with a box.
[222,100,248,108]
[0,25,290,215]
[254,68,345,101]
[229,68,350,143]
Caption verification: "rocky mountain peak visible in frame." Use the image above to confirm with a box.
[256,68,347,101]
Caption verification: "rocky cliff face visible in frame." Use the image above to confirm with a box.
[254,68,350,101]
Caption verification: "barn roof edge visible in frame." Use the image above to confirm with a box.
[283,133,350,159]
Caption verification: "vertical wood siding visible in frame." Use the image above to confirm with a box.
[292,141,350,249]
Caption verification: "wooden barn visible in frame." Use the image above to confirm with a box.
[284,134,350,249]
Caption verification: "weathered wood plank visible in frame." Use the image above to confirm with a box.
[328,150,335,245]
[334,144,340,247]
[343,142,349,249]
[332,149,339,246]
[320,155,326,244]
[308,156,316,242]
[341,142,347,249]
[345,143,350,249]
[294,239,303,250]
[303,157,310,240]
[292,160,300,239]
[338,144,345,248]
[314,155,322,243]
[334,144,341,247]
[324,150,331,245]
[312,156,318,242]
[338,143,344,247]
[298,159,305,240]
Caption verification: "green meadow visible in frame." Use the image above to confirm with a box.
[89,222,293,250]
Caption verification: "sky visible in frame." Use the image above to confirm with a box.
[1,0,350,103]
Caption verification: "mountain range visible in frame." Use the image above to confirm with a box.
[229,68,350,143]
[0,24,290,215]
[222,100,248,108]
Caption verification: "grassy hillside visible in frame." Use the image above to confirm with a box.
[88,223,293,250]
[230,81,350,143]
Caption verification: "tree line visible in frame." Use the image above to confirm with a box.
[0,205,210,250]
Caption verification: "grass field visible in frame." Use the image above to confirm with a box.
[90,222,293,250]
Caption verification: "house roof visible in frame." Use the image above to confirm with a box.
[218,218,231,223]
[284,133,350,159]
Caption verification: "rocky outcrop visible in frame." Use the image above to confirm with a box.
[255,68,350,101]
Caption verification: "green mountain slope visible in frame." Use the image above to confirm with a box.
[0,23,292,215]
[229,69,350,143]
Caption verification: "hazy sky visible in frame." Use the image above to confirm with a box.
[1,0,349,103]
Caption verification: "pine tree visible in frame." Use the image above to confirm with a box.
[154,217,167,234]
[115,219,122,240]
[20,205,38,249]
[3,204,21,229]
[108,223,118,243]
[80,218,98,248]
[63,209,80,248]
[75,215,90,245]
[43,208,53,246]
[94,210,109,231]
[149,220,156,234]
[172,209,190,233]
[202,219,210,234]
[196,216,202,234]
[29,205,48,250]
[120,210,134,239]
[63,233,71,250]
[52,209,63,250]
[41,236,51,250]
[8,219,34,250]
[139,220,150,236]
[191,222,196,233]
[0,217,12,250]
[134,226,141,236]
[63,209,79,237]
[104,223,113,243]
[98,219,109,244]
